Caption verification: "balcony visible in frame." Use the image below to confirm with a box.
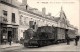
[0,16,8,24]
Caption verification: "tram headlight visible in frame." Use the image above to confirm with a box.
[30,37,33,39]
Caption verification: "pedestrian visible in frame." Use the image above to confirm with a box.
[4,39,7,44]
[9,37,12,45]
[75,36,79,46]
[66,37,70,45]
[20,37,24,44]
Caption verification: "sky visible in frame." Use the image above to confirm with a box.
[18,0,80,34]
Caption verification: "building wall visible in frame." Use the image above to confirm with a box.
[0,3,19,25]
[18,10,30,40]
[0,1,77,41]
[0,3,19,43]
[18,9,58,40]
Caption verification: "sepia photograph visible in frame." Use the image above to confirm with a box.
[0,0,80,52]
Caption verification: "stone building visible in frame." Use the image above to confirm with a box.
[0,0,78,44]
[0,0,19,44]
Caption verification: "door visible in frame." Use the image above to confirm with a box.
[8,31,12,42]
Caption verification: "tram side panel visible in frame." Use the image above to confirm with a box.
[57,28,66,43]
[68,30,76,40]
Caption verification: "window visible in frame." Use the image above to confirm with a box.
[24,17,27,25]
[33,25,35,29]
[3,10,7,16]
[32,22,36,29]
[12,13,15,23]
[29,21,34,28]
[34,22,36,24]
[19,15,23,25]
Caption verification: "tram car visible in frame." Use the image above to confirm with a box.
[23,26,76,47]
[67,29,76,40]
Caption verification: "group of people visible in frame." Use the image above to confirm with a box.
[66,36,79,46]
[8,37,24,45]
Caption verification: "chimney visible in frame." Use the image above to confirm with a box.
[42,7,46,17]
[48,13,51,16]
[20,0,28,10]
[22,0,27,5]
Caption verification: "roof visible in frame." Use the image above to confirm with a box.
[27,10,43,17]
[0,0,62,23]
[0,1,18,8]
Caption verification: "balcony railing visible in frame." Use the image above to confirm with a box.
[0,16,8,23]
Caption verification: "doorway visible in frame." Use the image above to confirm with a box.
[8,31,12,42]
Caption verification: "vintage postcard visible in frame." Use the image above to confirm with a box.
[0,0,80,52]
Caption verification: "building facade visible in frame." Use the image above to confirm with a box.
[0,0,19,44]
[0,0,78,44]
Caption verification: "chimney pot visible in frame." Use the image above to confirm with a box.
[42,7,46,17]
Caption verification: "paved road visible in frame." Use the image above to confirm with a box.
[1,41,80,52]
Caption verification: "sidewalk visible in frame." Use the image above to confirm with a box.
[0,42,22,49]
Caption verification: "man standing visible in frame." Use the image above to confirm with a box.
[9,37,12,45]
[66,37,70,45]
[75,36,79,46]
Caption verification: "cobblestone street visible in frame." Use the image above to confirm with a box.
[1,40,80,52]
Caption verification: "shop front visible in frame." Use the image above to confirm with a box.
[0,23,7,44]
[0,24,18,44]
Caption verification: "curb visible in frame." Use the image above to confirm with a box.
[0,44,22,49]
[1,46,21,49]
